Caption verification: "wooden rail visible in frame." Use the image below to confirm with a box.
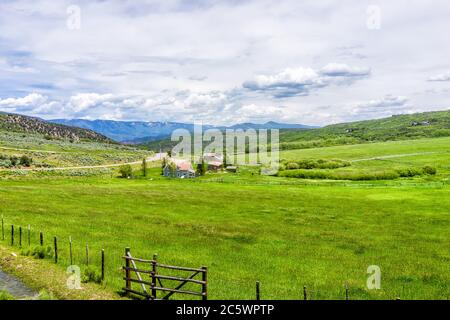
[123,248,208,300]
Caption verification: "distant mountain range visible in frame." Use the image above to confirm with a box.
[138,109,450,151]
[49,119,317,143]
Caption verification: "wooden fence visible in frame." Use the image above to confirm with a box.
[1,216,106,282]
[122,248,207,300]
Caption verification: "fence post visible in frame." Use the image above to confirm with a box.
[69,236,73,265]
[303,286,307,300]
[151,254,157,300]
[27,225,30,246]
[85,244,89,265]
[256,281,260,300]
[11,225,14,246]
[54,237,58,263]
[39,231,43,246]
[101,249,105,282]
[19,226,22,247]
[202,266,208,301]
[125,247,131,296]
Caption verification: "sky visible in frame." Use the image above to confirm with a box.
[0,0,450,126]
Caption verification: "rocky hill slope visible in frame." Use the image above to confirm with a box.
[0,112,113,143]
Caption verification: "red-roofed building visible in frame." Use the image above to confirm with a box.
[163,159,196,178]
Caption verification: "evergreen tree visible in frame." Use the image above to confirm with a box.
[196,158,207,176]
[223,151,228,168]
[142,158,147,177]
[161,157,167,175]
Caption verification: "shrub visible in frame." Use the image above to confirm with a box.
[396,168,423,178]
[38,290,57,300]
[278,169,331,180]
[0,290,15,300]
[19,155,33,167]
[119,165,133,178]
[24,246,54,259]
[0,159,12,168]
[9,156,18,166]
[282,159,351,170]
[278,169,401,181]
[196,160,207,176]
[286,162,299,170]
[82,266,102,284]
[422,166,437,175]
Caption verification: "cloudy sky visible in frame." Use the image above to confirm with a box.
[0,0,450,126]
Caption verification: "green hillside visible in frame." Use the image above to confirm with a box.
[0,112,113,143]
[0,113,151,171]
[140,110,450,152]
[280,110,450,150]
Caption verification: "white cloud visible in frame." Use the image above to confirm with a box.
[243,63,369,97]
[345,95,413,121]
[1,1,450,124]
[428,72,450,82]
[243,67,322,94]
[0,91,297,125]
[0,93,48,109]
[355,95,409,110]
[68,93,114,113]
[233,104,286,122]
[320,63,370,77]
[0,93,65,116]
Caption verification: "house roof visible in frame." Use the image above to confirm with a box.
[164,157,194,171]
[204,153,223,160]
[208,161,223,167]
[176,161,193,171]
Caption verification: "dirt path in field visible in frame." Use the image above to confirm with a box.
[0,153,166,172]
[351,151,439,162]
[0,146,65,154]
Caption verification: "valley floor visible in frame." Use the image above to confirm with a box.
[0,176,449,299]
[1,136,449,300]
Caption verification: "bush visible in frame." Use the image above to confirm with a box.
[396,168,423,178]
[278,169,401,181]
[19,155,33,167]
[38,290,57,300]
[286,162,299,170]
[281,159,351,170]
[82,266,102,284]
[422,166,437,175]
[0,290,15,300]
[23,246,54,259]
[9,156,18,166]
[119,165,133,178]
[0,159,12,168]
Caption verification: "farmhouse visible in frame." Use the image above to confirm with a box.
[203,153,224,171]
[163,159,196,178]
[207,161,223,171]
[203,152,223,162]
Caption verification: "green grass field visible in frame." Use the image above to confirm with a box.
[1,136,449,300]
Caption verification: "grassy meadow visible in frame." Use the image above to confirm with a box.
[0,135,449,300]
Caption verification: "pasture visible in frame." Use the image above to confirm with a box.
[0,137,449,299]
